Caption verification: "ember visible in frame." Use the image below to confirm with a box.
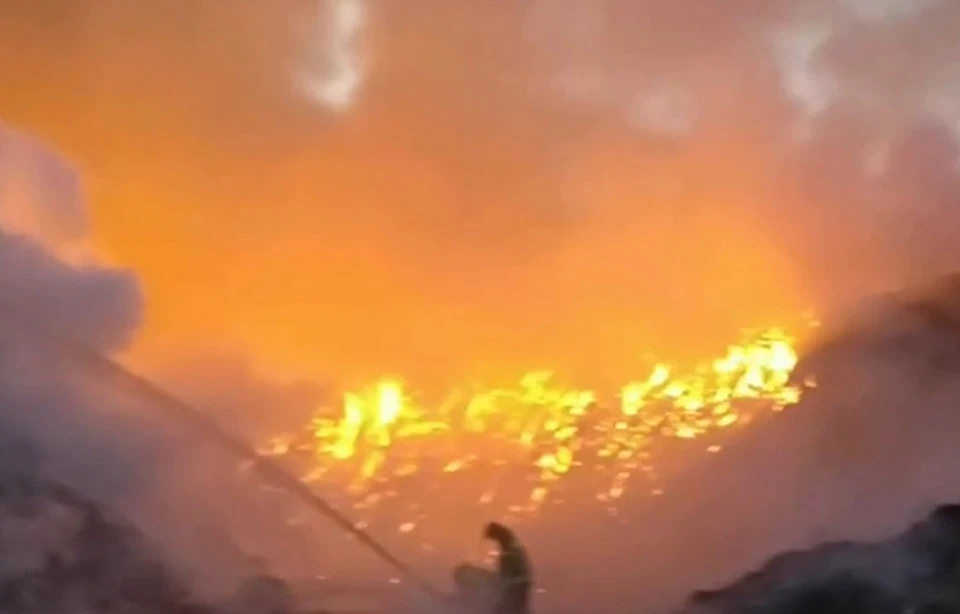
[260,327,813,533]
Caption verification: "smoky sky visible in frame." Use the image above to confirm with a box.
[5,114,960,610]
[2,0,959,383]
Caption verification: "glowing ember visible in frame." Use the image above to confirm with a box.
[260,327,812,530]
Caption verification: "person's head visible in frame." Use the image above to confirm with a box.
[483,521,514,547]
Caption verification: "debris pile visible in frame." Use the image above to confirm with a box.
[0,472,217,614]
[679,496,960,612]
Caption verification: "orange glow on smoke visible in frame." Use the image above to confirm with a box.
[0,1,813,391]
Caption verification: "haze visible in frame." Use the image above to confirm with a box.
[4,1,960,611]
[3,0,957,387]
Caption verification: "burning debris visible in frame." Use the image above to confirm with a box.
[5,275,960,613]
[259,326,812,533]
[680,504,960,614]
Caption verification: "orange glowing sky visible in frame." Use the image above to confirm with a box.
[0,2,831,385]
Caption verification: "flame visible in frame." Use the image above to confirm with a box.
[261,326,812,529]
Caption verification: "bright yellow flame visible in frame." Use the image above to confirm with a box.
[260,326,812,522]
[321,379,412,459]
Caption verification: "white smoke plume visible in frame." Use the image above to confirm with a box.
[0,125,87,251]
[0,123,407,603]
[0,124,144,480]
[299,0,367,112]
[0,125,315,599]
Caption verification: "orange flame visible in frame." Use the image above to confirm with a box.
[261,326,812,528]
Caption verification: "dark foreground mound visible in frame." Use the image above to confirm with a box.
[682,505,960,613]
[0,472,218,613]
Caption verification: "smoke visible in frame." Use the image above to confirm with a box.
[4,0,949,382]
[0,125,87,250]
[0,1,953,382]
[0,124,145,482]
[525,0,960,306]
[3,1,960,611]
[0,123,431,604]
[514,285,960,613]
[0,125,341,599]
[6,0,958,381]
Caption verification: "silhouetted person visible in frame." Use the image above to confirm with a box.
[483,522,532,614]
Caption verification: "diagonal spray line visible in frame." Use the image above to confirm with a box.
[0,297,448,604]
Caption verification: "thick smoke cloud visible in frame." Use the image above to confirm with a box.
[0,125,145,484]
[0,127,244,589]
[1,0,957,382]
[0,125,357,598]
[0,125,140,352]
[9,0,960,382]
[0,229,140,352]
[0,125,87,249]
[3,1,960,611]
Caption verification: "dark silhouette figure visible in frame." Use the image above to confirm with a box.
[483,522,532,614]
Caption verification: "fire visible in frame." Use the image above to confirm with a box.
[261,327,812,530]
[331,380,406,458]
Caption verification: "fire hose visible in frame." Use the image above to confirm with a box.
[0,297,449,605]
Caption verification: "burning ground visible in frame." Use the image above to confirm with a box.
[7,265,960,613]
[2,122,959,610]
[257,325,812,535]
[243,273,960,612]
